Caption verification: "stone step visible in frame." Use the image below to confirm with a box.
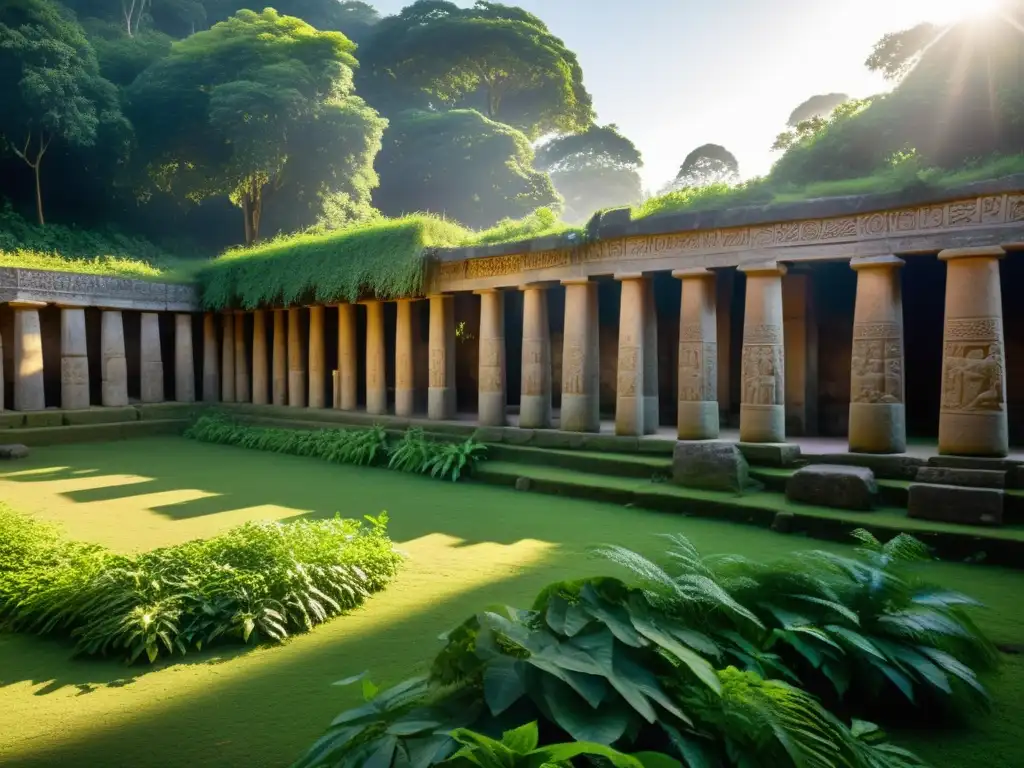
[915,466,1007,489]
[786,464,877,511]
[908,483,1004,527]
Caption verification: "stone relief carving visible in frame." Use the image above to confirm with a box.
[563,345,586,395]
[743,324,783,345]
[741,344,782,406]
[851,321,903,404]
[428,348,445,388]
[617,346,640,397]
[61,358,89,385]
[521,340,547,396]
[678,341,717,402]
[941,318,1005,413]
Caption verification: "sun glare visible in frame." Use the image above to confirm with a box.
[922,0,1006,24]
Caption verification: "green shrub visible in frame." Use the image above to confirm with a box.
[0,504,402,664]
[186,415,486,482]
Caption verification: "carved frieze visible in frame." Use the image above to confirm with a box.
[851,321,903,404]
[0,267,200,310]
[741,342,783,406]
[941,318,1005,413]
[678,341,717,402]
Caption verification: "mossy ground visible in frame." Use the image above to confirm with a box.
[0,437,1022,767]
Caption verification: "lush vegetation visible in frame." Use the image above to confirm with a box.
[0,502,403,664]
[185,415,487,482]
[296,530,999,767]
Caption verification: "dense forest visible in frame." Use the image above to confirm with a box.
[1,0,1023,262]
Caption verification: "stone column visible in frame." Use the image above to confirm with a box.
[174,314,195,403]
[427,294,456,420]
[101,309,129,407]
[337,304,358,410]
[395,299,416,417]
[251,310,268,405]
[272,309,287,406]
[140,312,165,403]
[615,274,645,436]
[288,307,306,407]
[202,313,219,403]
[365,301,387,415]
[561,279,600,432]
[60,305,90,410]
[221,312,236,403]
[938,246,1009,457]
[12,302,46,411]
[848,256,906,453]
[674,269,719,440]
[519,284,552,428]
[476,289,507,427]
[642,278,659,434]
[739,263,787,443]
[308,305,326,409]
[233,311,250,403]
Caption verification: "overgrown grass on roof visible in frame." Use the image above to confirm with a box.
[466,206,582,246]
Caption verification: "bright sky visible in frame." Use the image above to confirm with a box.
[369,0,994,191]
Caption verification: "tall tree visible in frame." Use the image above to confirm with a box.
[373,109,560,229]
[128,8,386,245]
[668,144,739,191]
[535,124,643,222]
[0,0,128,225]
[864,22,940,82]
[787,93,850,126]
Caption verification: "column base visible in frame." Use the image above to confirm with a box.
[616,396,644,436]
[288,372,307,407]
[518,395,552,429]
[561,394,600,433]
[61,358,90,411]
[102,385,128,408]
[739,404,785,443]
[848,402,906,453]
[428,387,455,420]
[938,411,1009,457]
[678,401,720,440]
[367,391,387,416]
[478,393,506,427]
[395,388,415,417]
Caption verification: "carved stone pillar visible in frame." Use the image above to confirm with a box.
[739,263,787,443]
[674,269,719,440]
[476,289,506,427]
[308,305,326,409]
[101,309,129,408]
[60,305,90,410]
[365,301,387,416]
[288,307,306,408]
[233,311,249,403]
[615,274,645,436]
[848,256,906,453]
[221,312,235,403]
[272,309,287,406]
[251,310,268,405]
[561,279,600,433]
[938,246,1009,457]
[395,299,416,417]
[337,303,357,410]
[175,314,195,403]
[202,313,219,403]
[140,312,165,403]
[642,278,659,434]
[427,294,456,420]
[12,302,46,411]
[519,284,552,429]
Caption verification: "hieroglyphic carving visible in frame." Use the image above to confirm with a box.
[941,318,1005,413]
[396,352,412,387]
[479,340,503,393]
[981,196,1004,223]
[741,343,783,406]
[0,267,200,309]
[949,200,980,226]
[462,249,571,279]
[428,348,445,388]
[743,324,783,345]
[479,366,504,393]
[851,322,903,404]
[61,358,89,385]
[1009,195,1024,222]
[617,346,640,397]
[521,340,547,396]
[821,217,858,240]
[562,345,585,394]
[678,341,717,402]
[679,324,704,342]
[860,213,888,237]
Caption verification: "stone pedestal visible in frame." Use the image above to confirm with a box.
[365,301,387,415]
[848,256,906,453]
[140,312,164,403]
[251,310,268,405]
[60,306,90,410]
[12,302,46,411]
[428,294,456,420]
[642,278,659,434]
[938,247,1008,457]
[476,289,507,427]
[561,279,600,432]
[337,304,357,410]
[615,274,645,436]
[519,284,552,429]
[395,299,416,417]
[739,263,787,443]
[174,314,195,403]
[288,307,306,408]
[101,309,128,407]
[202,313,219,402]
[221,312,236,403]
[674,269,719,440]
[233,311,249,403]
[273,309,287,406]
[308,305,326,409]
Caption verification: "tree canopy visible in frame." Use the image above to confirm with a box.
[787,92,850,126]
[669,143,739,190]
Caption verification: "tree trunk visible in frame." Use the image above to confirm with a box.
[34,162,44,226]
[240,178,263,246]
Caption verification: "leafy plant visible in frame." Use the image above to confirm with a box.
[423,439,488,482]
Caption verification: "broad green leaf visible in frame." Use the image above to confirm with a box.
[541,674,630,744]
[483,657,527,715]
[529,741,645,767]
[627,600,721,694]
[500,721,539,753]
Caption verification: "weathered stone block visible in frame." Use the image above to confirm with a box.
[0,444,29,459]
[786,464,877,511]
[771,511,795,533]
[673,441,750,493]
[24,410,63,429]
[0,413,25,430]
[915,466,1007,489]
[515,477,532,492]
[472,427,505,444]
[737,442,801,467]
[907,483,1004,526]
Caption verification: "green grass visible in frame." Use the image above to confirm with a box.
[0,437,1023,767]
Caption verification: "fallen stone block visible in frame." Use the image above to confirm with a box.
[907,483,1004,526]
[914,466,1007,489]
[771,511,795,533]
[786,464,877,511]
[737,442,801,467]
[0,444,30,460]
[673,441,750,493]
[514,477,532,492]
